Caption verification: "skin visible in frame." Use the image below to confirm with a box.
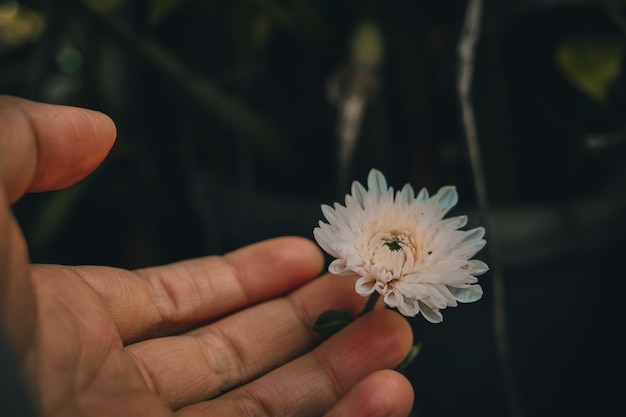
[0,95,415,417]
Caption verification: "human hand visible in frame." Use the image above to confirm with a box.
[0,96,415,416]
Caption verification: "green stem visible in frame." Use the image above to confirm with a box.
[395,343,421,372]
[359,292,380,316]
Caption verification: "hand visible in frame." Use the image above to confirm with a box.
[0,96,415,417]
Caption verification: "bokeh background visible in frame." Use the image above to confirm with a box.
[2,0,625,416]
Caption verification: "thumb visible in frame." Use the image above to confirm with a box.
[0,96,115,359]
[0,95,117,203]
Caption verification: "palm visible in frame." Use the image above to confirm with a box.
[31,265,168,416]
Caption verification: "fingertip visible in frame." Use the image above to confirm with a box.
[232,236,324,276]
[276,235,325,273]
[360,309,416,367]
[223,236,325,301]
[326,370,415,417]
[315,309,415,396]
[27,103,117,193]
[274,235,327,286]
[0,96,118,200]
[358,309,415,367]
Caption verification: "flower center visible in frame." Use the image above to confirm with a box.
[384,237,403,252]
[368,231,420,280]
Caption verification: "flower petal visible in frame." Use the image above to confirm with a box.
[383,289,401,308]
[435,186,458,214]
[350,181,367,207]
[396,296,421,317]
[440,215,468,230]
[328,258,356,276]
[355,277,378,295]
[449,284,483,303]
[321,204,338,223]
[451,228,486,258]
[398,183,415,203]
[467,259,489,276]
[367,169,388,199]
[415,187,428,204]
[396,281,431,300]
[428,285,457,309]
[418,301,443,323]
[313,225,340,258]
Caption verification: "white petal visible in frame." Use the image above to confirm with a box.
[350,181,367,207]
[451,228,486,258]
[328,258,355,276]
[415,187,428,204]
[435,186,458,214]
[449,284,483,303]
[383,289,401,308]
[440,215,468,230]
[418,301,443,323]
[397,282,431,300]
[367,169,388,199]
[430,258,470,271]
[446,275,478,287]
[320,204,338,224]
[335,200,356,223]
[396,297,421,317]
[355,276,378,295]
[398,183,415,203]
[429,285,457,309]
[451,241,486,259]
[463,227,486,242]
[313,226,340,258]
[467,259,489,276]
[344,194,358,210]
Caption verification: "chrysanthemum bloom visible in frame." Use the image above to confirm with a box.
[313,169,488,323]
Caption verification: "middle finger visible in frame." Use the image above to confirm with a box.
[125,272,368,410]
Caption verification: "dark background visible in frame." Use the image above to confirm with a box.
[2,0,625,416]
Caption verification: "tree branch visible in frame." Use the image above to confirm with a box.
[457,1,524,417]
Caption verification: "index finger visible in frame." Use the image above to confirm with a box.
[62,236,325,343]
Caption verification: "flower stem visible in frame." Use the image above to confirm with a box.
[395,343,421,372]
[359,292,380,316]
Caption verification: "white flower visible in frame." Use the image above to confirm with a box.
[313,169,488,323]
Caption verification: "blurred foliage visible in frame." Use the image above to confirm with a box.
[0,0,623,266]
[557,34,624,104]
[0,1,45,50]
[81,0,125,14]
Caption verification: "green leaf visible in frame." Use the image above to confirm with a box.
[313,310,354,334]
